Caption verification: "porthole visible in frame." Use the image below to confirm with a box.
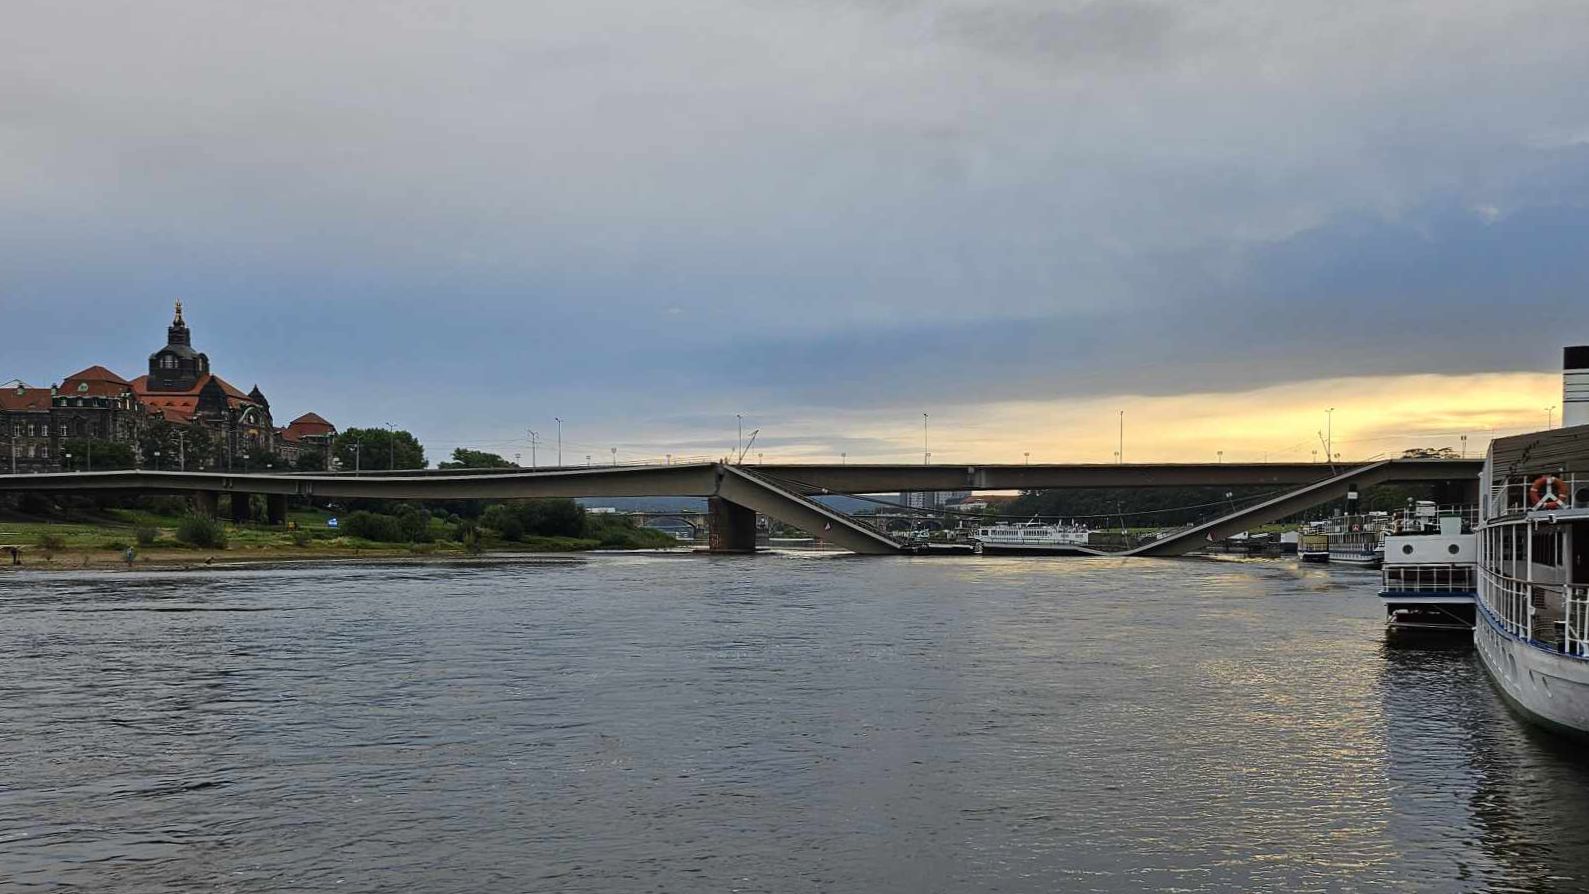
[1448,544,1460,555]
[1402,544,1415,555]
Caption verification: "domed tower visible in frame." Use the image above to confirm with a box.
[146,301,211,392]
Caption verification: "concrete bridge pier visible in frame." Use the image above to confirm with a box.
[267,494,288,526]
[230,494,252,525]
[707,497,758,554]
[192,491,218,518]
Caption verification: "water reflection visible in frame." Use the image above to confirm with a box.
[1379,640,1589,890]
[4,557,1589,892]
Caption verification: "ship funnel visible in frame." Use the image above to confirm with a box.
[1566,346,1589,428]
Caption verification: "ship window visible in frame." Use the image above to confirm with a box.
[1401,544,1414,555]
[1448,544,1460,555]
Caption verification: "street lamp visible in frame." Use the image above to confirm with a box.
[1547,405,1557,429]
[736,414,743,463]
[64,451,72,471]
[153,449,161,470]
[922,413,929,465]
[1326,408,1335,463]
[554,417,562,466]
[1460,435,1468,458]
[1217,450,1224,463]
[1024,451,1030,465]
[385,422,395,469]
[841,452,847,465]
[611,447,617,466]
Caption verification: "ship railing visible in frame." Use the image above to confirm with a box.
[1479,567,1534,641]
[1565,586,1589,658]
[1489,473,1589,517]
[1382,563,1476,593]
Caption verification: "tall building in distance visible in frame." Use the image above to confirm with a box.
[0,303,337,472]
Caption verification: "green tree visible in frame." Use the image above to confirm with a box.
[438,448,517,469]
[333,427,426,471]
[138,421,215,471]
[294,447,327,472]
[60,439,135,471]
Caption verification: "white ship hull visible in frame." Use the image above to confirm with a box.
[1475,604,1589,738]
[977,542,1103,557]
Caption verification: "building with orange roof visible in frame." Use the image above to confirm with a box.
[1,303,337,472]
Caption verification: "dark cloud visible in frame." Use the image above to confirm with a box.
[937,0,1184,68]
[2,0,1587,458]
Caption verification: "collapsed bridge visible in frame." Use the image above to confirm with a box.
[0,459,1481,557]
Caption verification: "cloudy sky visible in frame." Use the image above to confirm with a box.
[3,0,1585,465]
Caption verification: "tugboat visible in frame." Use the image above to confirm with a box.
[1473,345,1589,736]
[1379,502,1477,635]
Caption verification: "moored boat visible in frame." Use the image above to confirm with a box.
[1473,346,1589,737]
[1379,508,1477,634]
[973,520,1097,556]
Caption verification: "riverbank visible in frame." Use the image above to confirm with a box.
[0,506,688,571]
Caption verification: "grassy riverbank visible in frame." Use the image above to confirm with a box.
[0,505,684,570]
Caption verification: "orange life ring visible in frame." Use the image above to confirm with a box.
[1530,475,1567,510]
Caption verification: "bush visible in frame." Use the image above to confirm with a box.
[102,540,130,552]
[289,529,312,547]
[175,515,228,549]
[393,504,433,543]
[36,532,67,552]
[342,511,405,543]
[134,525,160,546]
[452,519,483,554]
[480,504,525,541]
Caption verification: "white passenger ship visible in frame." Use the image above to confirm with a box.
[1379,504,1477,634]
[1473,346,1589,737]
[973,520,1096,556]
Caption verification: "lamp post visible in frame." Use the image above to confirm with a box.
[611,447,617,466]
[1547,405,1557,429]
[1024,451,1030,465]
[922,413,929,465]
[841,452,847,465]
[1460,434,1468,458]
[64,451,72,472]
[1217,450,1224,464]
[1118,410,1124,464]
[554,417,562,466]
[153,449,161,471]
[528,430,538,468]
[736,415,743,464]
[353,441,362,474]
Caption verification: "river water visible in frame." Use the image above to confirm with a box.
[3,554,1589,893]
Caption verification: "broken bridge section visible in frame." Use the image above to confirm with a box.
[712,465,903,555]
[1128,461,1400,557]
